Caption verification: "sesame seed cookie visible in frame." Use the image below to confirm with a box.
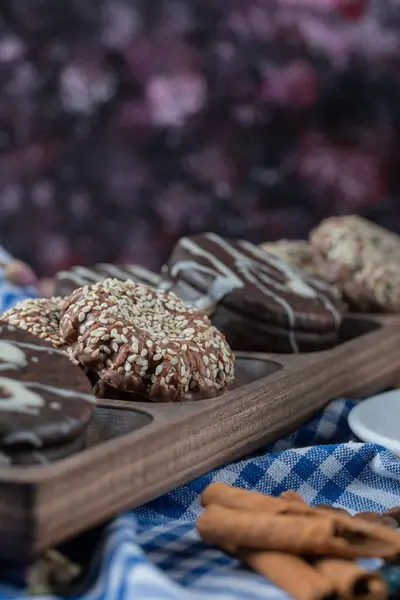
[259,240,323,278]
[60,278,235,402]
[310,216,400,311]
[2,297,66,348]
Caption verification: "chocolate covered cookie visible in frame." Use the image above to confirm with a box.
[167,233,346,353]
[310,216,400,312]
[60,278,235,402]
[55,264,163,296]
[0,322,95,465]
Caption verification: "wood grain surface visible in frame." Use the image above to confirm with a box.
[1,314,400,562]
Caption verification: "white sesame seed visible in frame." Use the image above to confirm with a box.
[155,365,163,376]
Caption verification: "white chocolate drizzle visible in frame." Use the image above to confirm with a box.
[58,264,162,289]
[0,378,95,416]
[2,430,43,447]
[23,381,96,404]
[97,264,131,281]
[125,265,161,286]
[57,267,103,287]
[31,451,50,465]
[171,238,244,304]
[0,452,10,466]
[0,341,28,372]
[98,263,161,287]
[0,377,45,415]
[0,334,96,415]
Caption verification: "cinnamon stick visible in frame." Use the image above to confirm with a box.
[355,512,398,529]
[382,507,400,529]
[201,484,399,539]
[240,551,336,600]
[201,483,287,512]
[317,505,350,516]
[280,490,307,503]
[201,483,335,517]
[316,559,387,600]
[197,504,400,559]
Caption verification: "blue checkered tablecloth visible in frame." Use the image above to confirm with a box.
[0,258,400,599]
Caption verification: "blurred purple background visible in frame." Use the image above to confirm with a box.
[0,0,399,276]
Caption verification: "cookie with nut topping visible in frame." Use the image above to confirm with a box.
[60,279,235,402]
[310,216,400,312]
[2,297,66,349]
[259,240,323,279]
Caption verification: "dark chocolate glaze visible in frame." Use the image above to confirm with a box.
[210,302,339,353]
[55,264,163,296]
[0,321,95,462]
[167,233,346,352]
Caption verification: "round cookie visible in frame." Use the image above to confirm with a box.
[60,278,235,402]
[259,240,323,279]
[55,264,163,297]
[310,216,400,312]
[2,297,66,349]
[0,322,95,465]
[166,233,346,353]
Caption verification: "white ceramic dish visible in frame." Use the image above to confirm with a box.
[348,390,400,456]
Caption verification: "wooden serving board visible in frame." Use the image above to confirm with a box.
[1,314,400,562]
